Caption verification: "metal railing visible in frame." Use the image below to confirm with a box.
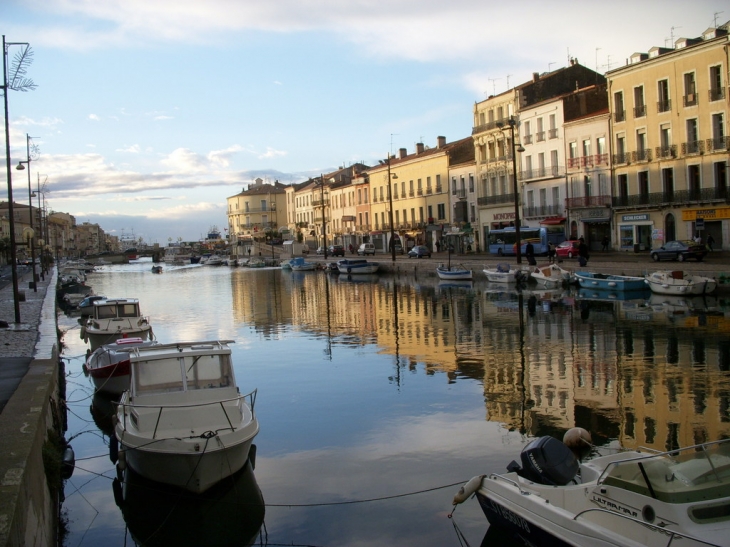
[613,187,729,208]
[478,193,516,206]
[523,204,562,218]
[566,195,611,208]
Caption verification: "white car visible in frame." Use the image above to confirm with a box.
[357,243,375,256]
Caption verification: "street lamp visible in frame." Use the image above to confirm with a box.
[317,175,328,259]
[386,155,398,263]
[496,116,525,264]
[16,133,39,291]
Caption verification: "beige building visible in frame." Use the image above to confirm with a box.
[607,21,729,251]
[226,178,289,255]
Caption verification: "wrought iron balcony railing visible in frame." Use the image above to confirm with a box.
[477,193,517,206]
[657,99,671,113]
[709,87,725,102]
[566,195,611,208]
[613,187,729,208]
[523,204,562,218]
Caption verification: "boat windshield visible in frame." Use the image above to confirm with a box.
[600,440,730,505]
[134,353,233,394]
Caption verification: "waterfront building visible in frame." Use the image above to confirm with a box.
[473,62,606,249]
[606,20,730,251]
[226,178,288,256]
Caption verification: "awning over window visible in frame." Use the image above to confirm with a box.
[540,217,566,225]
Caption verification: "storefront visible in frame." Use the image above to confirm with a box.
[578,208,611,252]
[681,207,728,250]
[618,213,654,252]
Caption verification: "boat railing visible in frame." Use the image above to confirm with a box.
[120,388,257,439]
[572,508,722,547]
[487,473,532,495]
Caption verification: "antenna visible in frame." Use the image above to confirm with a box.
[488,77,500,96]
[548,62,556,72]
[595,47,601,73]
[390,133,399,156]
[670,26,681,46]
[713,11,724,27]
[506,74,512,89]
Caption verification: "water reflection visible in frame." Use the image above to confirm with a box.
[59,262,730,546]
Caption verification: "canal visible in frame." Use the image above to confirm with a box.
[58,260,730,546]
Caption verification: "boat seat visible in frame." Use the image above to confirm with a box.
[671,270,684,280]
[497,263,510,273]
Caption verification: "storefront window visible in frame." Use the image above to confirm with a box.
[620,226,634,249]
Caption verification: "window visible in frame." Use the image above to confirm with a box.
[657,79,670,112]
[616,135,626,163]
[536,117,545,142]
[636,130,647,160]
[659,124,672,157]
[550,150,559,176]
[614,91,625,122]
[437,203,446,220]
[523,120,532,144]
[709,65,724,101]
[688,165,701,199]
[552,187,560,207]
[490,176,497,196]
[638,171,649,203]
[451,177,457,195]
[711,113,725,150]
[633,85,646,117]
[686,118,699,153]
[582,139,591,157]
[527,189,535,208]
[662,167,674,199]
[597,137,606,158]
[500,175,507,195]
[684,72,697,106]
[538,152,545,176]
[468,174,474,193]
[548,114,557,139]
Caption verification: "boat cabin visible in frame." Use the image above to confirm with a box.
[92,298,143,320]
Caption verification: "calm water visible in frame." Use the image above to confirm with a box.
[58,259,730,547]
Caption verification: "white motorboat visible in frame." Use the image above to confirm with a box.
[644,270,717,295]
[529,264,571,288]
[337,259,380,275]
[454,436,730,547]
[205,255,224,266]
[222,256,238,267]
[436,264,472,280]
[84,337,159,394]
[291,260,317,271]
[114,340,259,494]
[81,298,154,351]
[483,263,530,284]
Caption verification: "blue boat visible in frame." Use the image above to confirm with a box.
[574,271,646,291]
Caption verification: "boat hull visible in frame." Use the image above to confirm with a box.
[436,267,472,281]
[337,260,380,274]
[574,272,646,291]
[84,325,153,351]
[644,271,717,295]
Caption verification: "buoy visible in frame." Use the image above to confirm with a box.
[109,436,119,464]
[453,475,485,505]
[563,427,593,459]
[61,445,75,479]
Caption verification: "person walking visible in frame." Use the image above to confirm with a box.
[578,237,589,267]
[349,243,354,255]
[547,242,556,264]
[706,234,715,251]
[525,241,536,265]
[601,235,609,252]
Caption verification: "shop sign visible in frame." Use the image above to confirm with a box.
[681,207,730,221]
[493,212,515,221]
[580,208,610,221]
[621,214,649,222]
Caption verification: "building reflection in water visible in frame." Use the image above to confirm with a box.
[229,270,730,451]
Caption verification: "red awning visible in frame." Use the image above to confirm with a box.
[540,217,566,225]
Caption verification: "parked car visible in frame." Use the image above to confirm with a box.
[329,244,345,257]
[408,245,431,259]
[357,243,375,256]
[555,240,580,258]
[393,242,403,254]
[316,246,326,255]
[650,240,707,262]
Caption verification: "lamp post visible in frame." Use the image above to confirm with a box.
[318,175,328,259]
[16,134,38,291]
[497,116,525,264]
[386,155,397,263]
[34,173,47,277]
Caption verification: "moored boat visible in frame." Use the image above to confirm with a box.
[290,259,317,271]
[84,337,159,394]
[529,264,571,288]
[151,265,163,274]
[454,436,730,547]
[574,271,646,291]
[81,298,154,350]
[644,270,717,295]
[336,259,380,275]
[436,263,472,280]
[483,263,530,284]
[114,340,259,494]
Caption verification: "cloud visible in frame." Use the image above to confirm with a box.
[116,144,141,153]
[88,114,100,121]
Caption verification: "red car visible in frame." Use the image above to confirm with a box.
[555,240,580,258]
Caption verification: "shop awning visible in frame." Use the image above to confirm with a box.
[539,217,566,225]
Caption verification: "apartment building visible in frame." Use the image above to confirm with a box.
[473,62,605,249]
[607,22,729,251]
[226,178,289,253]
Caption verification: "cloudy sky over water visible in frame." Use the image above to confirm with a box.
[2,1,726,243]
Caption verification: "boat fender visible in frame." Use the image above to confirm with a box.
[117,448,127,471]
[61,445,75,479]
[563,427,593,460]
[109,436,119,464]
[453,475,486,505]
[112,477,124,507]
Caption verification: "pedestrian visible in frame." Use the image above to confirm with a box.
[349,243,354,255]
[601,235,609,252]
[578,237,589,267]
[435,240,441,252]
[547,242,556,264]
[525,241,536,265]
[694,234,702,245]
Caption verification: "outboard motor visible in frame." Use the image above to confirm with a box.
[507,436,578,486]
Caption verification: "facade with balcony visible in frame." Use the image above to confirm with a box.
[607,23,729,251]
[473,62,606,248]
[448,158,478,252]
[226,178,289,254]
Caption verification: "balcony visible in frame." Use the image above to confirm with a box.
[417,189,423,196]
[426,187,433,195]
[631,149,652,162]
[523,204,562,218]
[455,188,467,200]
[682,140,704,155]
[706,136,730,152]
[613,152,630,164]
[567,157,580,169]
[521,165,565,182]
[657,99,671,113]
[435,185,443,193]
[633,104,646,118]
[566,195,611,208]
[471,117,510,135]
[612,187,729,208]
[523,135,533,145]
[655,145,677,159]
[409,191,414,197]
[683,93,698,107]
[709,87,726,102]
[477,193,516,206]
[548,128,558,139]
[536,131,545,142]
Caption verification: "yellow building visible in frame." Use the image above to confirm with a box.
[226,178,289,255]
[607,22,729,251]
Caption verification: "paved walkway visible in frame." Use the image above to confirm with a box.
[0,266,57,413]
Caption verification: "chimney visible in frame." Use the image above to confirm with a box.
[399,147,408,159]
[416,142,424,154]
[533,72,540,82]
[437,136,446,148]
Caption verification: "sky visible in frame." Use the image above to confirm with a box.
[1,1,727,244]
